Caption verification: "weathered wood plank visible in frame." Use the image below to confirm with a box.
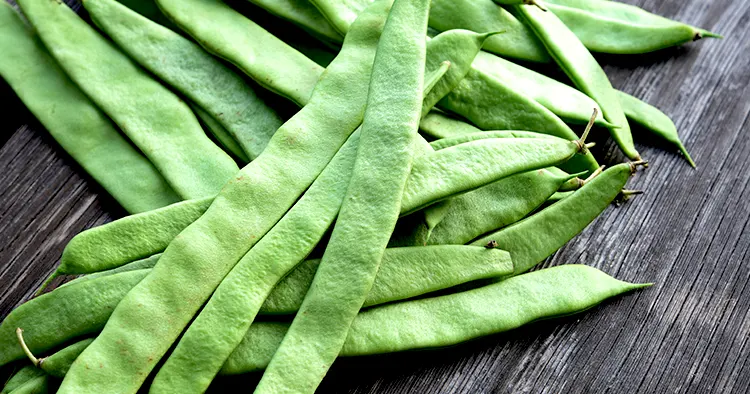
[1,0,748,392]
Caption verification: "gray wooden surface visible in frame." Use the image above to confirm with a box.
[1,0,749,392]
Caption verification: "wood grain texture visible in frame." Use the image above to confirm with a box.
[1,0,748,392]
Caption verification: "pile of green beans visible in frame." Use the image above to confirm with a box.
[1,0,718,392]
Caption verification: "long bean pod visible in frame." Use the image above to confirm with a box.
[0,2,180,214]
[514,3,640,161]
[84,0,283,160]
[58,0,384,389]
[543,0,720,54]
[473,162,639,274]
[18,0,238,199]
[191,104,250,164]
[156,0,323,106]
[257,1,430,392]
[2,366,44,394]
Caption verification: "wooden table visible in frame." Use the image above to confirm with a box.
[1,0,748,392]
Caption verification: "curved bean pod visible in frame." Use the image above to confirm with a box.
[84,0,283,161]
[257,1,430,391]
[0,270,149,367]
[58,254,161,290]
[543,0,720,54]
[17,0,238,199]
[426,169,579,245]
[437,68,600,173]
[0,3,180,214]
[514,3,640,161]
[473,162,638,274]
[247,0,343,42]
[58,0,383,390]
[618,91,695,167]
[156,0,322,106]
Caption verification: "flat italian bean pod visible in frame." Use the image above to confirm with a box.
[35,339,94,379]
[473,162,641,274]
[548,190,575,203]
[467,51,694,161]
[84,0,283,160]
[262,246,512,314]
[58,254,161,289]
[514,3,640,161]
[59,0,383,389]
[191,104,250,164]
[471,51,609,127]
[5,374,48,394]
[420,111,484,140]
[156,0,323,106]
[0,270,149,367]
[437,68,599,173]
[618,91,695,167]
[2,366,44,394]
[257,1,430,391]
[0,3,180,214]
[543,0,720,54]
[401,137,593,214]
[425,169,581,245]
[227,265,648,373]
[429,0,549,62]
[247,0,343,42]
[429,129,555,150]
[53,198,211,277]
[422,30,497,118]
[18,0,238,200]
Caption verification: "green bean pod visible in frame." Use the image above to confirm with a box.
[543,0,720,54]
[437,68,599,173]
[84,0,283,161]
[59,0,384,389]
[55,198,211,276]
[0,270,149,366]
[429,0,549,62]
[18,0,239,200]
[548,190,575,203]
[423,30,496,118]
[233,265,648,372]
[257,0,430,391]
[0,2,180,214]
[156,0,323,106]
[58,254,161,289]
[473,162,638,274]
[402,137,592,214]
[420,111,483,140]
[429,129,555,150]
[425,169,580,245]
[36,339,95,379]
[2,366,44,394]
[265,246,512,314]
[247,0,344,42]
[190,104,250,164]
[5,374,48,394]
[514,3,640,161]
[467,51,694,163]
[618,91,695,167]
[471,51,609,128]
